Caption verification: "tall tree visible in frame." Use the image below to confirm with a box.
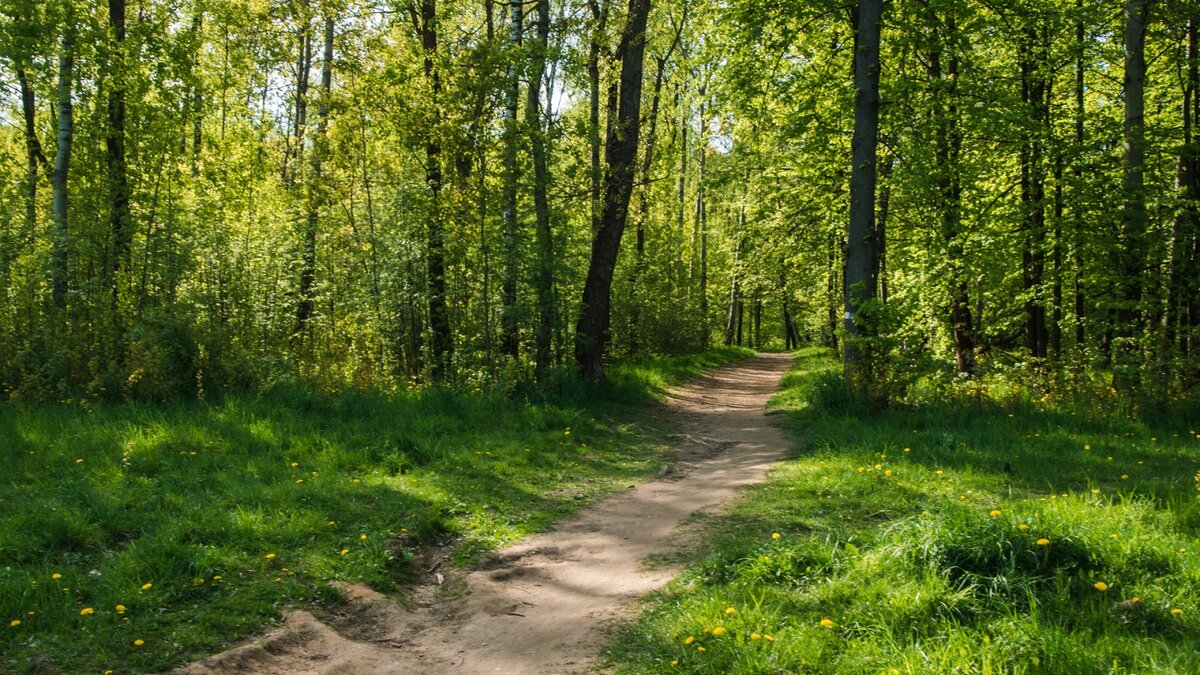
[500,0,523,358]
[296,16,334,340]
[575,0,653,380]
[1118,0,1151,363]
[415,0,452,377]
[843,0,884,385]
[51,22,75,311]
[107,0,132,316]
[528,0,555,379]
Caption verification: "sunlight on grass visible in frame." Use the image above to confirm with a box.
[0,348,751,673]
[604,348,1200,674]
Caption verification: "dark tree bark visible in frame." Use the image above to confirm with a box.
[500,0,523,359]
[296,16,334,339]
[574,0,652,380]
[587,0,610,236]
[107,0,132,314]
[1073,0,1086,348]
[1019,30,1048,360]
[1170,16,1198,363]
[528,0,554,380]
[1118,0,1151,350]
[413,0,452,377]
[17,70,46,245]
[844,0,883,382]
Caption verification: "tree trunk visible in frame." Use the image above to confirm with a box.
[51,30,74,311]
[844,0,883,383]
[107,0,132,316]
[587,0,609,236]
[500,0,523,359]
[574,0,652,380]
[1073,0,1086,348]
[1020,32,1048,360]
[528,0,554,380]
[417,0,452,377]
[296,16,333,340]
[1171,17,1198,366]
[1118,0,1150,364]
[17,70,45,248]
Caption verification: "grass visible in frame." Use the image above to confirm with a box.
[604,348,1200,674]
[0,346,752,674]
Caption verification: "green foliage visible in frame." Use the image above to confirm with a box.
[603,349,1200,673]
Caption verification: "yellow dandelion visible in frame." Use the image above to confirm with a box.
[684,636,695,645]
[884,469,893,477]
[9,620,20,627]
[750,633,761,640]
[265,553,276,560]
[820,618,835,628]
[696,645,705,652]
[1121,474,1129,480]
[935,469,944,475]
[1171,608,1183,615]
[134,639,145,646]
[1036,538,1050,545]
[874,464,882,470]
[360,533,368,540]
[725,607,736,615]
[291,462,298,467]
[51,573,62,580]
[904,447,911,453]
[857,466,866,473]
[141,583,152,590]
[213,575,222,581]
[116,605,126,613]
[1084,444,1091,450]
[771,532,781,540]
[1018,524,1029,530]
[763,634,774,641]
[989,510,1002,517]
[1094,581,1109,591]
[712,626,726,636]
[671,660,678,666]
[80,607,94,616]
[75,458,83,464]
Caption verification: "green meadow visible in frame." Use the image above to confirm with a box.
[605,349,1200,674]
[0,347,751,674]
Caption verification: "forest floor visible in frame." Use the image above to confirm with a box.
[176,353,794,674]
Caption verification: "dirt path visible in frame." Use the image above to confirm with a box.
[178,353,794,675]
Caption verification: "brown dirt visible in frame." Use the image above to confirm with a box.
[175,353,794,675]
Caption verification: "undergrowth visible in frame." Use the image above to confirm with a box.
[605,348,1200,674]
[0,346,752,674]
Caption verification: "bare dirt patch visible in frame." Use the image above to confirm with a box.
[175,353,794,674]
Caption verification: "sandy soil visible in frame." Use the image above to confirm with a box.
[176,353,794,675]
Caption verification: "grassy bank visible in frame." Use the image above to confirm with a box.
[605,348,1200,673]
[0,346,752,674]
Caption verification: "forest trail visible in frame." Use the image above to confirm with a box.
[177,353,794,675]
